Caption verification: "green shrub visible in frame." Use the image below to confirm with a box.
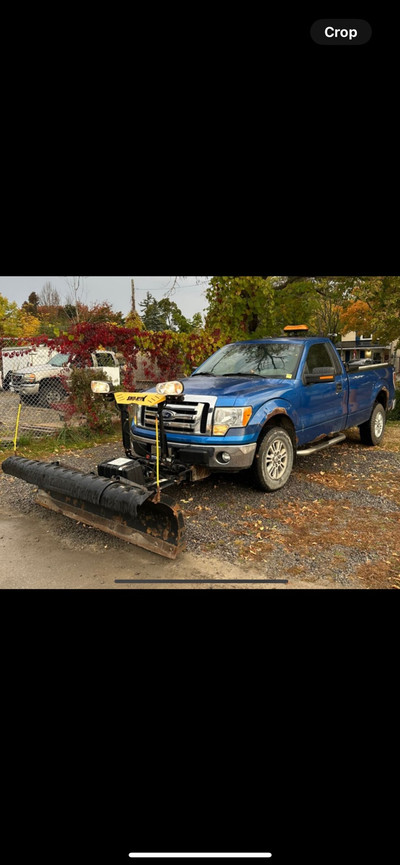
[389,387,400,421]
[65,368,119,433]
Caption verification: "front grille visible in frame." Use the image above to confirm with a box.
[142,399,211,435]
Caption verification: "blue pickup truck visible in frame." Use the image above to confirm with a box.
[130,327,397,491]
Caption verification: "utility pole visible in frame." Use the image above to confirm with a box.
[131,278,136,313]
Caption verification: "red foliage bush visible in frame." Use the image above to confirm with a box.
[1,323,224,385]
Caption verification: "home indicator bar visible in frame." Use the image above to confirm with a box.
[129,853,272,859]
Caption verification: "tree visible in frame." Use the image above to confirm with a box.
[204,276,400,343]
[338,300,373,337]
[0,294,22,335]
[0,294,41,338]
[18,310,41,337]
[205,277,276,339]
[189,312,203,331]
[64,276,90,322]
[139,292,165,330]
[138,292,193,332]
[68,301,125,325]
[40,281,61,306]
[337,277,400,344]
[125,309,144,329]
[21,291,40,316]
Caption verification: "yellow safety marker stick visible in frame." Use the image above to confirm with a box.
[13,401,22,454]
[155,416,160,490]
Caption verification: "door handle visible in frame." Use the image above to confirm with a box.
[336,383,343,393]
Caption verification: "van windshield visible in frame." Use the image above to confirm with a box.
[193,342,303,378]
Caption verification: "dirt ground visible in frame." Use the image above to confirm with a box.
[0,509,294,589]
[1,424,399,589]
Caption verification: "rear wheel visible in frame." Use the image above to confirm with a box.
[359,402,386,446]
[38,380,67,408]
[252,427,294,491]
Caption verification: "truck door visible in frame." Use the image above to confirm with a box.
[300,342,348,440]
[92,352,120,386]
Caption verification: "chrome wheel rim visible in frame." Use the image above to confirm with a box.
[265,438,288,479]
[45,388,63,404]
[374,411,384,438]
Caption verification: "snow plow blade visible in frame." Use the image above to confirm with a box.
[2,456,185,559]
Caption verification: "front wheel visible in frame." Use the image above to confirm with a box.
[359,402,386,446]
[38,381,68,408]
[252,427,294,492]
[2,371,12,391]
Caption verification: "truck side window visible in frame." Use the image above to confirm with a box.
[326,344,344,375]
[96,352,115,367]
[305,343,337,374]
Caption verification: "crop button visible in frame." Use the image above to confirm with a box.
[310,19,372,46]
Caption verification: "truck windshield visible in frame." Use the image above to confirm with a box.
[49,354,70,367]
[193,342,303,378]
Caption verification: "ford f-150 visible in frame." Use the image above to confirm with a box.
[129,327,396,491]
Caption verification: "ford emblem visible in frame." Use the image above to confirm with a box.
[162,410,176,420]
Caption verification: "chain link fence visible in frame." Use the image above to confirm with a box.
[0,337,164,449]
[0,341,70,447]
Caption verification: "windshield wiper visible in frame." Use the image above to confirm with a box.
[191,372,215,376]
[220,372,261,377]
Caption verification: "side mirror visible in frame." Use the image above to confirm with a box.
[304,366,336,384]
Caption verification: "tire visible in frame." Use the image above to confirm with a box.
[252,427,294,492]
[359,402,386,446]
[38,380,67,408]
[2,371,12,391]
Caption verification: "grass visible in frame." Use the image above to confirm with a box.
[0,423,122,462]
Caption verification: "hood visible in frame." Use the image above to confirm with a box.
[180,374,294,403]
[12,362,68,376]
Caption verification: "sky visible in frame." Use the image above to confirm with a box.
[0,276,211,321]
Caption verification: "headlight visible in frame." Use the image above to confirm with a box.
[213,406,252,435]
[91,381,110,393]
[156,380,184,395]
[23,373,36,382]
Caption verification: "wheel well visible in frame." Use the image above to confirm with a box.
[375,390,388,411]
[40,377,66,390]
[258,414,297,453]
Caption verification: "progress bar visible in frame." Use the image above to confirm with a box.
[128,856,272,860]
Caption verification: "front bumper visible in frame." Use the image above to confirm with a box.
[131,434,257,470]
[11,382,40,396]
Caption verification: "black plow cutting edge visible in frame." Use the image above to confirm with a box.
[2,456,185,559]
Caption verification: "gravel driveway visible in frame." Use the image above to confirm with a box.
[1,426,399,588]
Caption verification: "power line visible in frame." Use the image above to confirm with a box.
[135,285,208,294]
